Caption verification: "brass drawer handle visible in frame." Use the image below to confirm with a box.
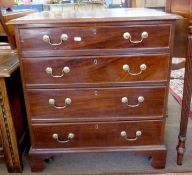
[121,96,144,108]
[49,98,72,109]
[46,66,70,78]
[123,64,147,76]
[43,34,68,46]
[120,130,142,141]
[123,31,148,44]
[52,133,75,143]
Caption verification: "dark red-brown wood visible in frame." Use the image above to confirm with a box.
[28,145,167,172]
[19,25,171,53]
[22,54,170,87]
[31,120,164,148]
[27,87,166,122]
[10,8,178,172]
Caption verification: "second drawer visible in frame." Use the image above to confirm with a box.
[22,54,170,87]
[27,86,167,122]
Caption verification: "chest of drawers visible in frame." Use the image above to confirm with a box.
[10,8,179,172]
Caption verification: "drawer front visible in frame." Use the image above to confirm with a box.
[27,87,166,122]
[22,54,170,86]
[19,25,170,52]
[31,120,164,148]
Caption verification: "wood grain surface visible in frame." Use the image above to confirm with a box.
[27,86,166,122]
[21,54,170,86]
[12,8,178,171]
[31,120,164,148]
[19,25,171,52]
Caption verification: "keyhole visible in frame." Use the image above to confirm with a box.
[94,90,98,96]
[95,124,99,129]
[94,59,98,65]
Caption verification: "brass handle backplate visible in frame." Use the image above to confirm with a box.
[121,96,144,108]
[49,98,72,109]
[46,66,70,78]
[120,130,142,141]
[43,34,68,46]
[52,133,75,143]
[123,64,147,76]
[123,31,148,44]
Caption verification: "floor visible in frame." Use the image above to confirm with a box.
[0,95,192,174]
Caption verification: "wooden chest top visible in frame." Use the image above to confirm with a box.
[9,8,180,25]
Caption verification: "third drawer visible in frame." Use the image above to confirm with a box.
[27,86,167,122]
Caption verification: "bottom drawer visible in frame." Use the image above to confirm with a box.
[31,120,164,148]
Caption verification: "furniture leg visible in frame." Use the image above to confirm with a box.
[28,148,56,172]
[151,150,167,169]
[177,35,192,165]
[29,154,45,172]
[0,77,22,172]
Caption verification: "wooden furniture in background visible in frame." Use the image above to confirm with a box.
[0,9,37,49]
[11,8,178,172]
[0,0,35,172]
[0,25,6,37]
[0,51,28,172]
[166,0,192,166]
[0,0,16,49]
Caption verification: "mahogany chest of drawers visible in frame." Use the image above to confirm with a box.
[10,8,179,172]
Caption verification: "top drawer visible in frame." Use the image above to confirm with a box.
[19,25,171,57]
